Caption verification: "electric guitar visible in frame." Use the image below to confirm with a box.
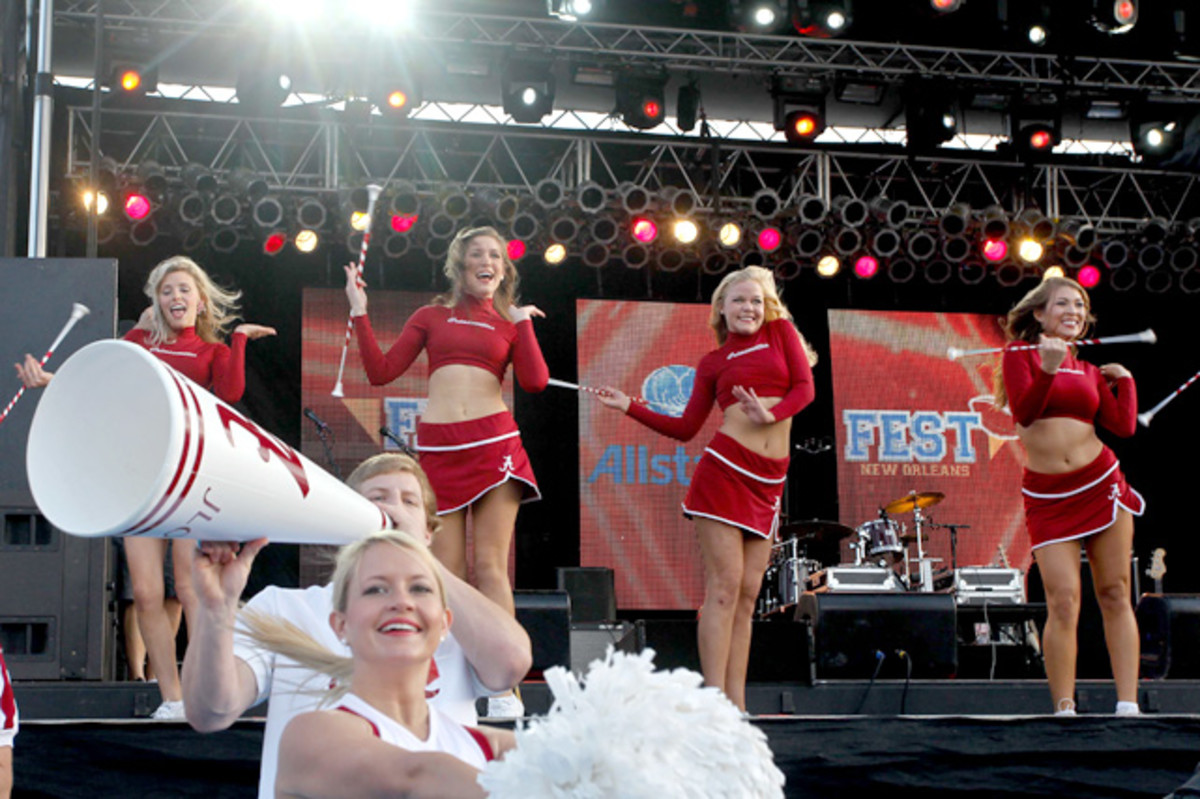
[1146,548,1167,594]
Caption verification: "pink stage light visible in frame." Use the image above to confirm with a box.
[982,239,1008,262]
[390,213,418,233]
[124,192,152,221]
[757,226,782,251]
[854,254,879,278]
[1077,264,1101,288]
[507,239,527,260]
[631,217,658,243]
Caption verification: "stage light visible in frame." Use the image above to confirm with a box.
[82,190,109,216]
[942,236,971,263]
[832,227,862,256]
[428,213,456,239]
[772,76,827,144]
[658,248,686,272]
[730,0,789,32]
[1146,271,1173,294]
[1059,245,1090,268]
[1043,265,1065,279]
[816,254,841,277]
[1017,238,1044,263]
[795,228,825,258]
[624,244,650,269]
[137,161,167,195]
[797,195,827,225]
[548,0,595,20]
[511,211,540,241]
[263,231,287,256]
[295,230,319,253]
[1059,220,1097,251]
[854,255,879,279]
[620,184,652,215]
[793,0,853,37]
[550,215,580,243]
[350,211,370,232]
[1171,246,1199,272]
[108,62,158,95]
[211,194,241,226]
[1101,240,1129,268]
[871,198,908,228]
[507,239,527,261]
[677,82,700,132]
[906,229,937,261]
[232,169,270,205]
[673,219,700,244]
[502,58,556,124]
[237,66,292,109]
[631,216,658,243]
[371,57,422,117]
[544,243,568,265]
[996,262,1026,287]
[924,260,952,284]
[1077,264,1102,287]
[870,229,902,258]
[1008,94,1063,160]
[123,191,152,221]
[176,192,206,226]
[212,227,239,254]
[718,221,743,248]
[294,198,327,231]
[390,182,421,217]
[904,80,959,153]
[833,196,869,228]
[758,227,783,252]
[1139,244,1166,271]
[590,215,620,244]
[582,242,608,268]
[438,186,471,219]
[999,1,1053,49]
[982,206,1010,241]
[1092,0,1137,33]
[752,189,783,221]
[577,182,607,214]
[959,261,987,285]
[939,203,971,237]
[930,0,962,11]
[252,196,285,229]
[390,214,418,233]
[616,72,667,130]
[1143,216,1170,243]
[1017,208,1055,241]
[888,258,916,283]
[1130,103,1194,164]
[982,238,1008,262]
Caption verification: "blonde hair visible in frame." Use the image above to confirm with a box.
[346,452,442,537]
[992,275,1096,407]
[143,255,241,345]
[240,531,447,703]
[436,226,519,320]
[708,266,818,365]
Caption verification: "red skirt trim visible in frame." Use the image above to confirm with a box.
[416,411,540,514]
[682,431,789,540]
[1021,446,1144,550]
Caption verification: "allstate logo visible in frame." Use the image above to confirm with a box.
[641,365,695,418]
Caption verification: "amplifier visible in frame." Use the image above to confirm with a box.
[810,566,902,592]
[954,568,1024,605]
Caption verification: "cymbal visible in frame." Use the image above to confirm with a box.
[779,519,856,544]
[883,491,945,515]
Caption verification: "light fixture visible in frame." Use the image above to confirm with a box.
[906,229,937,261]
[751,189,782,221]
[211,194,241,226]
[832,227,862,256]
[294,230,319,253]
[718,221,743,248]
[1101,240,1130,268]
[589,215,620,244]
[577,182,607,214]
[582,242,608,267]
[106,56,158,96]
[236,62,292,110]
[82,189,110,216]
[797,195,827,225]
[502,58,556,124]
[370,54,422,117]
[729,0,789,32]
[982,205,1010,241]
[631,216,658,243]
[1091,0,1137,34]
[1017,238,1045,264]
[982,238,1009,263]
[832,196,868,227]
[1009,96,1062,160]
[854,255,879,279]
[263,231,287,256]
[795,228,824,258]
[296,198,328,231]
[1130,102,1194,165]
[904,79,959,153]
[772,77,826,144]
[547,0,595,20]
[129,219,157,247]
[1042,265,1065,280]
[677,82,701,132]
[757,226,783,252]
[252,196,285,229]
[123,190,152,221]
[623,243,650,269]
[816,254,842,277]
[793,0,853,38]
[870,229,902,258]
[507,239,528,261]
[1077,264,1102,287]
[888,258,916,283]
[544,243,568,265]
[871,198,908,228]
[615,72,667,130]
[673,219,700,244]
[998,1,1053,49]
[939,203,971,237]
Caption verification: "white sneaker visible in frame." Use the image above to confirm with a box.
[151,700,185,721]
[486,694,525,719]
[1115,701,1141,716]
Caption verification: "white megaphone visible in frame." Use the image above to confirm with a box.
[26,340,389,543]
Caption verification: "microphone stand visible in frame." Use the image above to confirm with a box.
[932,522,970,573]
[311,422,340,480]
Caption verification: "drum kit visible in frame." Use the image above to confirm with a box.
[757,489,969,616]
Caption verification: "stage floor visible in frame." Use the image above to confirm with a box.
[10,681,1200,798]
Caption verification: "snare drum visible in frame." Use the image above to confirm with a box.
[858,519,903,557]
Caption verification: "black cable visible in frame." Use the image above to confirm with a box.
[853,650,886,715]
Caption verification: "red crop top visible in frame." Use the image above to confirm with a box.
[626,318,815,441]
[123,327,247,404]
[353,295,549,392]
[1001,344,1137,437]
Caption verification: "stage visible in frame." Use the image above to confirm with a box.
[10,679,1200,798]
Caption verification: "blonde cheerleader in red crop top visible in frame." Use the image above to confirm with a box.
[347,227,548,645]
[596,266,816,712]
[996,275,1142,718]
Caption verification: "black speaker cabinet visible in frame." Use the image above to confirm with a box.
[1028,555,1138,679]
[514,589,571,675]
[635,618,700,673]
[556,567,616,624]
[796,592,957,679]
[1138,594,1200,679]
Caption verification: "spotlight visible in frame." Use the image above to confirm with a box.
[212,227,239,254]
[924,260,952,284]
[428,213,456,239]
[1059,245,1090,268]
[502,58,556,123]
[816,254,842,277]
[123,190,152,221]
[751,189,783,221]
[1059,220,1097,251]
[1009,97,1062,160]
[297,198,328,230]
[236,64,292,110]
[1147,271,1173,294]
[959,261,987,285]
[180,227,204,252]
[631,216,658,243]
[982,206,1010,241]
[1016,208,1055,241]
[996,263,1026,287]
[1042,265,1065,280]
[582,242,608,268]
[904,80,959,152]
[1091,0,1137,34]
[887,258,917,283]
[832,227,862,256]
[82,189,110,216]
[906,229,937,261]
[1017,238,1044,263]
[1014,122,1060,158]
[547,0,595,20]
[793,0,853,38]
[797,195,827,225]
[702,247,732,275]
[383,232,411,259]
[676,82,701,132]
[667,189,698,217]
[129,219,157,247]
[833,196,869,228]
[174,193,205,227]
[758,226,783,252]
[370,53,421,117]
[511,211,540,241]
[1130,103,1195,165]
[252,196,285,229]
[623,243,650,269]
[718,221,743,248]
[507,239,527,261]
[1138,243,1166,271]
[438,186,472,219]
[871,198,908,228]
[1171,246,1199,272]
[930,0,963,12]
[590,215,620,244]
[795,228,824,258]
[1142,217,1170,243]
[136,161,167,195]
[998,1,1053,48]
[658,248,686,272]
[107,61,158,95]
[854,254,879,279]
[1101,240,1129,268]
[232,169,270,204]
[544,243,568,265]
[730,0,789,31]
[211,194,241,226]
[263,231,287,256]
[391,182,421,217]
[1110,266,1138,291]
[549,215,580,243]
[390,214,418,233]
[182,163,217,194]
[350,211,371,232]
[673,219,700,244]
[620,183,652,215]
[1077,264,1102,287]
[615,72,667,130]
[939,203,971,237]
[870,229,902,258]
[981,238,1009,262]
[772,77,827,144]
[577,182,607,214]
[775,260,802,282]
[942,236,971,263]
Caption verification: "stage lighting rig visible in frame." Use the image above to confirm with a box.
[904,80,959,153]
[1091,0,1137,34]
[793,0,853,38]
[997,0,1053,49]
[1130,102,1195,166]
[729,0,789,32]
[548,0,596,21]
[772,77,826,144]
[616,72,668,130]
[1008,97,1061,161]
[502,58,556,123]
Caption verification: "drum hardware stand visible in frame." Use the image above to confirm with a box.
[930,521,970,574]
[910,501,939,593]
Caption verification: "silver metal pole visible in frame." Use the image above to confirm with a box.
[26,0,52,257]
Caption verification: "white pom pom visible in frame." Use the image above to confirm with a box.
[479,648,785,799]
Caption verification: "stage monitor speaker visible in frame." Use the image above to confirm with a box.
[1027,554,1138,679]
[556,567,616,623]
[0,258,118,507]
[569,620,638,675]
[747,619,814,684]
[1137,594,1200,679]
[635,618,700,673]
[0,510,115,680]
[796,592,957,679]
[514,589,571,675]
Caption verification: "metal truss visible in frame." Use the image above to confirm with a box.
[52,6,1200,99]
[64,103,1200,234]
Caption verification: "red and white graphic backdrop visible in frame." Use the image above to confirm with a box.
[829,310,1032,572]
[577,299,721,610]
